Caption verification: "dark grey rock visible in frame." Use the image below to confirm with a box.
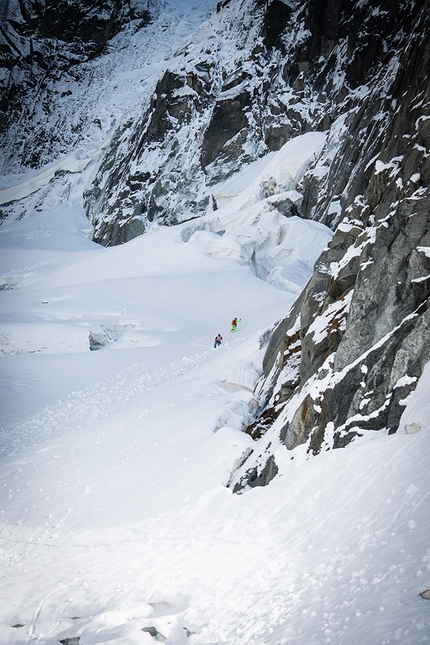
[201,90,250,169]
[0,0,155,167]
[142,625,167,641]
[233,453,278,492]
[233,0,430,490]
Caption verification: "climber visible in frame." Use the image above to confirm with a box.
[231,317,241,332]
[214,333,223,348]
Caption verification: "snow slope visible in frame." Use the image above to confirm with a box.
[2,0,430,633]
[1,129,430,645]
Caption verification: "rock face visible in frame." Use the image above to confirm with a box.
[0,0,154,169]
[84,0,329,245]
[83,0,427,245]
[230,0,430,490]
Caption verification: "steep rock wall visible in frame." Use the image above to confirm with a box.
[231,0,430,490]
[84,0,423,247]
[85,0,326,244]
[0,0,155,169]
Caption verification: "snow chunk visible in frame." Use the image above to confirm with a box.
[374,156,404,179]
[393,375,417,389]
[399,361,430,434]
[417,246,430,259]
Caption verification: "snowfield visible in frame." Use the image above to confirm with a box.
[1,133,429,645]
[1,0,430,641]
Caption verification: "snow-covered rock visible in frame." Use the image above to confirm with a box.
[1,2,430,644]
[232,0,430,488]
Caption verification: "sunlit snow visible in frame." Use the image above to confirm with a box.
[1,135,429,645]
[1,2,430,644]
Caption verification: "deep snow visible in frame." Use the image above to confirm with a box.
[1,133,429,645]
[1,1,430,643]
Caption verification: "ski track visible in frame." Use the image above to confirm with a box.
[0,338,245,459]
[1,452,429,645]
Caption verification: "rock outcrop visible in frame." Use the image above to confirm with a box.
[230,0,430,490]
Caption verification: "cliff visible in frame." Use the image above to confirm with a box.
[230,0,430,488]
